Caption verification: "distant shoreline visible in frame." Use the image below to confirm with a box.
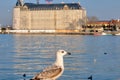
[0,30,94,35]
[0,30,120,36]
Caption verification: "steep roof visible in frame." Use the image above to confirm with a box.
[16,0,23,6]
[23,3,82,10]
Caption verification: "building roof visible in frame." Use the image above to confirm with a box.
[23,3,82,10]
[87,20,120,26]
[16,0,23,6]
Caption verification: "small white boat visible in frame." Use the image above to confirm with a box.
[102,32,107,35]
[115,33,120,35]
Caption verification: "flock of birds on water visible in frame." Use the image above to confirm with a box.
[22,50,109,80]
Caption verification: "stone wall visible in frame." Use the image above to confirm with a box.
[13,7,86,30]
[13,7,20,30]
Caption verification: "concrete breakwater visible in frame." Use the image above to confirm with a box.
[0,29,95,35]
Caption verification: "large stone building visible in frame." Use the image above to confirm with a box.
[13,0,86,32]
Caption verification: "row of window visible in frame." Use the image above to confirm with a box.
[29,7,81,10]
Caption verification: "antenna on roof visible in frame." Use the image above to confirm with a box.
[78,0,80,4]
[36,0,39,4]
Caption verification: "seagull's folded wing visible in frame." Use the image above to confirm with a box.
[43,65,59,71]
[33,67,62,79]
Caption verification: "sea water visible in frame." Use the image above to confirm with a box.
[0,34,120,80]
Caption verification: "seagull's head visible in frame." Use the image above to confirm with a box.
[57,50,71,57]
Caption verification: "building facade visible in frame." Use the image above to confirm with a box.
[13,0,86,31]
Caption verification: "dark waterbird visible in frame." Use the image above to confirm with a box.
[23,74,26,77]
[88,75,92,80]
[104,52,108,55]
[23,74,26,80]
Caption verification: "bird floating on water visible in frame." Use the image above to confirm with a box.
[88,75,92,80]
[30,50,71,80]
[104,52,107,55]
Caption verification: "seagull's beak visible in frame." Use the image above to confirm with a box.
[67,52,71,55]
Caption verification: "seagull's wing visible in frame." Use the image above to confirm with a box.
[43,65,59,71]
[32,67,62,80]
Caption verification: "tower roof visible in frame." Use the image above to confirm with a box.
[24,3,82,10]
[16,0,23,6]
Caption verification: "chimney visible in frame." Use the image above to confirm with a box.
[37,0,39,4]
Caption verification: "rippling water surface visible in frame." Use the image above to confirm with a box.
[0,34,120,80]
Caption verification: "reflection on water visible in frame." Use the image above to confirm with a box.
[0,34,120,80]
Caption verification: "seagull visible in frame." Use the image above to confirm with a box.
[30,50,71,80]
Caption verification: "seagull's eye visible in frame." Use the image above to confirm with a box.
[61,51,64,53]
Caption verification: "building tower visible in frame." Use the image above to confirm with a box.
[16,0,24,6]
[13,0,23,30]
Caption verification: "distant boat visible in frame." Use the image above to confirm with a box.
[102,32,107,35]
[102,31,113,35]
[94,32,109,36]
[114,33,120,35]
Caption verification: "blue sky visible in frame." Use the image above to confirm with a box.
[0,0,120,25]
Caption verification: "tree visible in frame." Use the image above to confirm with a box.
[87,16,99,22]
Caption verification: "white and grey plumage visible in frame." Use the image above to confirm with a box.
[30,50,71,80]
